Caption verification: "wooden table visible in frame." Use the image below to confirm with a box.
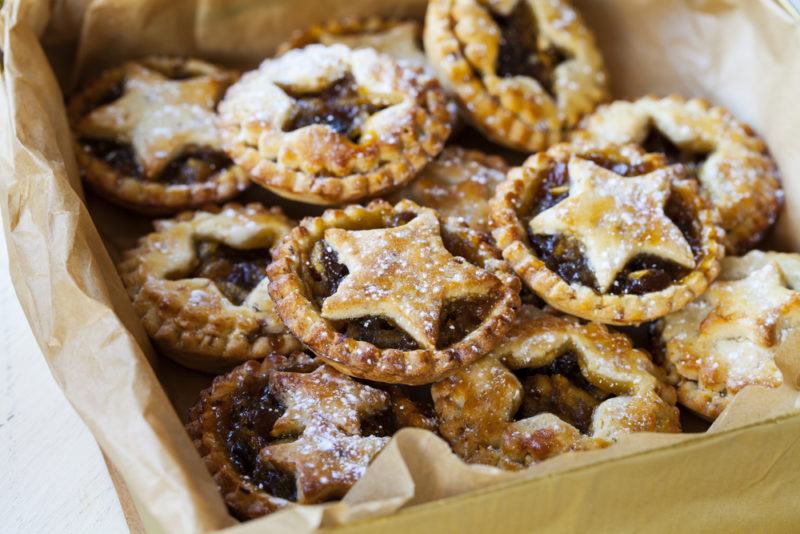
[0,229,129,533]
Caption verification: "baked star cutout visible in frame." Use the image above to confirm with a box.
[701,262,800,347]
[269,366,389,437]
[321,210,500,349]
[77,63,228,178]
[260,428,389,504]
[529,157,695,291]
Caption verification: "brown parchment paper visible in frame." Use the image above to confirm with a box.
[1,0,800,533]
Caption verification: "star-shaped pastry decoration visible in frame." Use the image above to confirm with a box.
[701,262,800,348]
[260,426,389,504]
[321,210,501,349]
[77,63,228,178]
[529,157,696,292]
[269,366,389,437]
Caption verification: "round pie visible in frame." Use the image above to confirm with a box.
[657,250,800,420]
[187,353,437,519]
[388,146,509,233]
[267,199,521,384]
[68,56,248,213]
[423,0,608,151]
[277,17,429,72]
[432,305,680,469]
[217,44,453,205]
[570,95,783,254]
[118,203,300,372]
[491,143,724,325]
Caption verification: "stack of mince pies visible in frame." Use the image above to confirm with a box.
[68,0,795,521]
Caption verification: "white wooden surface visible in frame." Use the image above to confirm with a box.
[0,228,129,533]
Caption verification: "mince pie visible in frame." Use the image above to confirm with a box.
[217,44,453,205]
[657,251,800,420]
[423,0,608,151]
[491,143,723,325]
[267,199,521,384]
[389,146,508,234]
[68,56,248,213]
[571,95,783,254]
[187,353,437,519]
[118,203,300,372]
[432,305,680,468]
[277,17,429,72]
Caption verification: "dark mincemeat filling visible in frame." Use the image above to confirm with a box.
[513,352,609,433]
[284,74,383,141]
[491,1,568,96]
[81,139,234,184]
[221,372,419,505]
[527,155,702,295]
[189,241,271,305]
[642,127,709,174]
[307,214,493,350]
[223,382,298,502]
[79,72,232,184]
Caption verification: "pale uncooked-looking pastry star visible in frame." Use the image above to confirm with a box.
[321,210,500,349]
[529,157,695,291]
[77,63,226,178]
[268,366,389,437]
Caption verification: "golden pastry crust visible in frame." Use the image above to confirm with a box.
[423,0,608,151]
[277,17,429,71]
[657,250,800,420]
[389,146,509,233]
[218,44,453,205]
[267,199,521,385]
[491,143,723,325]
[188,354,431,518]
[68,56,248,213]
[432,305,680,469]
[186,353,317,519]
[571,95,783,254]
[118,203,301,373]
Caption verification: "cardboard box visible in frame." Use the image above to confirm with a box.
[2,0,799,531]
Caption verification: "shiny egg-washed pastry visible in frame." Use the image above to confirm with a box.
[424,0,608,151]
[68,56,248,213]
[118,203,300,372]
[218,44,453,205]
[571,95,783,254]
[187,353,436,519]
[389,145,509,234]
[491,143,723,325]
[267,199,520,385]
[432,306,680,468]
[658,250,800,420]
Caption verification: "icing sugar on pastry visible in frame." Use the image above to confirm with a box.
[322,210,501,350]
[218,44,452,205]
[658,251,800,419]
[529,156,696,292]
[77,63,229,178]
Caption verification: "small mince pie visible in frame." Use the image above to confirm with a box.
[187,353,436,519]
[267,199,521,385]
[433,305,680,469]
[217,44,453,205]
[657,251,800,420]
[118,203,300,372]
[491,143,724,325]
[571,95,783,254]
[68,56,248,213]
[389,146,509,234]
[423,0,608,151]
[277,17,430,72]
